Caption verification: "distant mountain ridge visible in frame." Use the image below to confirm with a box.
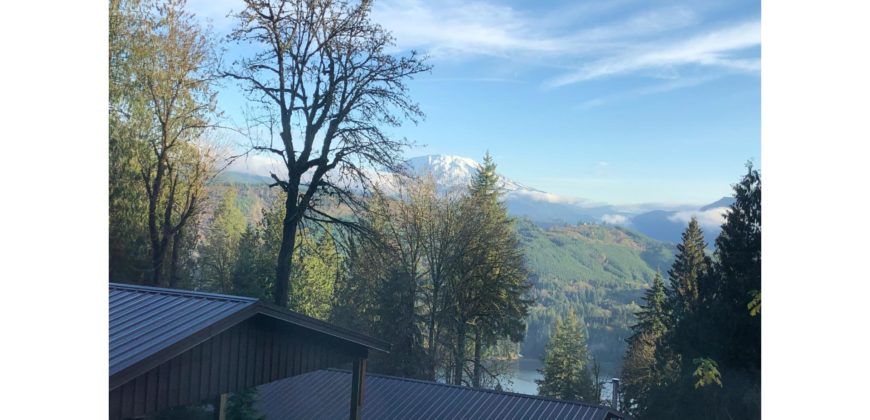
[219,153,733,243]
[516,218,676,369]
[401,154,732,243]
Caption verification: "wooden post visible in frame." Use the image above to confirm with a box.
[349,358,367,420]
[213,393,227,420]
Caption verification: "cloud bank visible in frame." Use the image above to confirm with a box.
[667,207,732,230]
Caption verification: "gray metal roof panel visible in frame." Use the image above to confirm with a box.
[109,283,257,377]
[109,283,391,388]
[255,369,626,420]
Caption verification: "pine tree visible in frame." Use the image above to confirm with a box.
[536,312,597,402]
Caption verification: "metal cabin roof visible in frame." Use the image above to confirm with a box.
[109,283,390,389]
[109,283,257,378]
[255,369,626,420]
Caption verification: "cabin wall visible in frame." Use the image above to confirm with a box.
[109,314,366,420]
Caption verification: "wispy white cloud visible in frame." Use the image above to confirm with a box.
[186,0,759,99]
[579,74,721,109]
[418,77,527,84]
[372,0,699,59]
[372,0,561,58]
[602,214,629,225]
[548,20,760,87]
[667,207,731,230]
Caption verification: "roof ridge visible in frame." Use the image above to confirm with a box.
[322,368,617,411]
[109,282,259,304]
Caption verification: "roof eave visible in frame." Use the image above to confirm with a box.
[254,303,391,353]
[109,302,260,390]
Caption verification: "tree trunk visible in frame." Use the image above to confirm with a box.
[169,229,182,289]
[453,324,466,385]
[274,193,300,307]
[472,327,482,388]
[427,282,439,380]
[148,196,165,286]
[147,150,167,287]
[150,242,164,287]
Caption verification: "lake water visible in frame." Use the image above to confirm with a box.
[503,357,544,395]
[503,358,616,403]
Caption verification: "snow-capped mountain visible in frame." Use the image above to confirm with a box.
[402,154,539,193]
[223,153,732,244]
[401,154,622,224]
[401,154,732,243]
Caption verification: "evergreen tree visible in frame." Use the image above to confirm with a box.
[200,188,245,293]
[662,218,711,375]
[331,161,530,388]
[641,219,712,419]
[708,164,761,370]
[639,166,761,420]
[536,312,597,402]
[226,193,339,319]
[330,231,382,335]
[290,228,340,320]
[666,218,711,323]
[621,272,668,417]
[631,272,669,340]
[449,153,531,387]
[370,266,428,379]
[470,153,531,387]
[231,224,273,300]
[693,163,762,419]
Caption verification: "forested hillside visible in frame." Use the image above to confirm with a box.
[517,220,676,372]
[201,174,676,375]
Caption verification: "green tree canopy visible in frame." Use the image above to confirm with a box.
[621,272,668,417]
[200,188,246,293]
[536,312,597,403]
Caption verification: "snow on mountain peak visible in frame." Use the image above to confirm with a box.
[403,154,539,193]
[403,155,480,185]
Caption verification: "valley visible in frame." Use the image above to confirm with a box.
[215,154,721,377]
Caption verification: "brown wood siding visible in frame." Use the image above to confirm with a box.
[110,314,366,420]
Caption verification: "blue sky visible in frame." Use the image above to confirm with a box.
[190,0,760,205]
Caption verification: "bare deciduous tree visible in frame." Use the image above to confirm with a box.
[225,0,430,306]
